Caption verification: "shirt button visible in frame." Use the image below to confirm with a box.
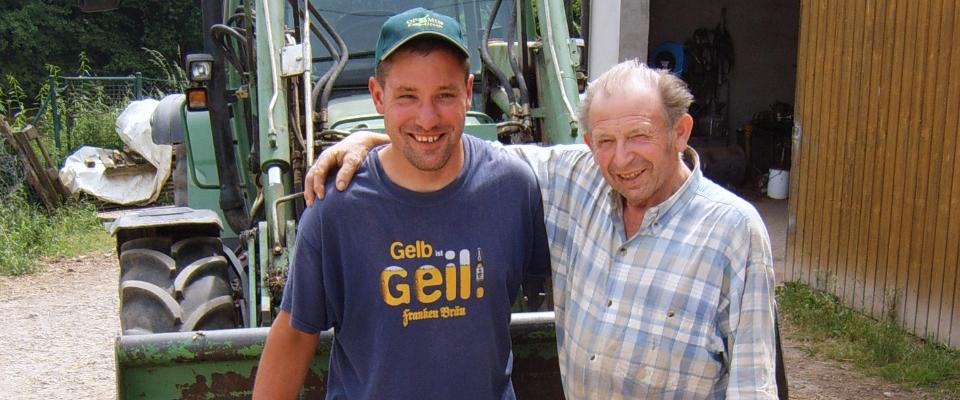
[590,354,596,361]
[618,247,626,253]
[606,299,613,307]
[667,309,676,317]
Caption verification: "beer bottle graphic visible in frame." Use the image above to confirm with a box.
[475,248,485,298]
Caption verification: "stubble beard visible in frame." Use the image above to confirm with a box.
[400,127,459,172]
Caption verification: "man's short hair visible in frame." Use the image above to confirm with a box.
[578,59,694,133]
[374,36,471,86]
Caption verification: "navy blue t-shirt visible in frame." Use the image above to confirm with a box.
[280,135,550,400]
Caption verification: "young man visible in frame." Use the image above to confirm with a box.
[305,60,781,398]
[252,8,549,400]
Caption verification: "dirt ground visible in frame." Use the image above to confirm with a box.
[0,251,118,400]
[0,200,941,399]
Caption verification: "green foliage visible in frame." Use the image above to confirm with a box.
[778,282,960,396]
[27,69,124,165]
[1,74,29,126]
[61,107,122,162]
[143,47,188,96]
[58,61,126,155]
[34,64,62,106]
[0,1,202,96]
[568,0,582,36]
[0,189,112,276]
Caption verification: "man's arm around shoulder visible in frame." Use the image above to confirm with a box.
[253,310,320,399]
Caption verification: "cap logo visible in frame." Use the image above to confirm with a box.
[406,15,444,29]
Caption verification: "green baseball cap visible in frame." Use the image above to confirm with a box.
[374,7,469,66]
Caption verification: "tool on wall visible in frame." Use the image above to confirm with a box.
[683,7,734,138]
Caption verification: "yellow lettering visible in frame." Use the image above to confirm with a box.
[381,267,410,306]
[389,242,404,260]
[405,244,417,259]
[415,265,442,303]
[440,306,467,318]
[389,240,435,259]
[401,307,440,327]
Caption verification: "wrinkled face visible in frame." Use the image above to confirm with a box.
[369,48,473,174]
[585,86,687,209]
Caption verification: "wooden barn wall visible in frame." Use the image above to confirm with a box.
[786,0,960,347]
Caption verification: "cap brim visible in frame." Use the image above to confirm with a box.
[379,31,470,63]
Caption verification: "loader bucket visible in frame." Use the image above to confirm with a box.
[116,311,562,399]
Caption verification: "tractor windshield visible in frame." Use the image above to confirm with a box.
[311,0,513,90]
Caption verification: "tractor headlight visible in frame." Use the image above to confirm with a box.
[190,61,212,81]
[186,54,214,82]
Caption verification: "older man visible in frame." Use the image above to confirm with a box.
[306,60,779,399]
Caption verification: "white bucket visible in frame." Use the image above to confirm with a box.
[767,168,789,199]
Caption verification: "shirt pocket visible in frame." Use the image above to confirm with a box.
[625,303,725,397]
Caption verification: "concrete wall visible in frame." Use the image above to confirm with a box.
[645,0,800,133]
[588,0,650,81]
[588,0,623,80]
[619,0,651,74]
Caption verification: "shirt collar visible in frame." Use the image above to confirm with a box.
[607,147,703,237]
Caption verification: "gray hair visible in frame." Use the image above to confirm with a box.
[578,59,694,133]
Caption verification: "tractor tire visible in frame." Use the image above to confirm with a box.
[119,236,240,335]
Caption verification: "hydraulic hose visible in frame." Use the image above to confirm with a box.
[211,24,248,75]
[312,5,349,128]
[480,0,516,106]
[309,24,341,108]
[506,0,529,106]
[301,1,349,128]
[282,0,341,109]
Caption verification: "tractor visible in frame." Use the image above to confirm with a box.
[108,0,585,397]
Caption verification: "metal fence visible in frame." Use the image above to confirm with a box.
[34,73,184,153]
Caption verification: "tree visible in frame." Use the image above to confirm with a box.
[0,0,201,97]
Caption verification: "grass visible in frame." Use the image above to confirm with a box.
[777,281,960,397]
[0,189,113,276]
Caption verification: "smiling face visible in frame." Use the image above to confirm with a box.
[584,83,692,210]
[369,45,473,190]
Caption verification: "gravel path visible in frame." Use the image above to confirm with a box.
[0,251,118,400]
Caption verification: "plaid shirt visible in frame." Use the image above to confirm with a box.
[508,144,778,399]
